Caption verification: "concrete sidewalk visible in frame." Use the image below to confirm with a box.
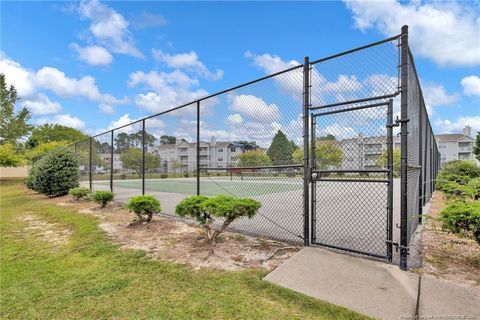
[264,247,480,320]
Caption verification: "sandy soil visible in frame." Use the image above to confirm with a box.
[15,214,72,250]
[40,193,299,271]
[418,191,480,287]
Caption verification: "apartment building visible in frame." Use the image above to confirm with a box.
[151,138,249,173]
[338,135,401,170]
[435,125,478,165]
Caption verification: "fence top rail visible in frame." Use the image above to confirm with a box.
[39,32,404,157]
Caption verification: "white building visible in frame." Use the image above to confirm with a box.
[435,125,478,165]
[151,138,247,173]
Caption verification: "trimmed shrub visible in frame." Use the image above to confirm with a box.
[160,173,168,179]
[126,195,161,222]
[437,160,480,184]
[25,164,39,190]
[92,191,114,208]
[440,202,480,243]
[69,187,91,200]
[30,149,79,197]
[183,173,189,178]
[175,195,261,244]
[120,174,127,180]
[467,178,480,200]
[440,181,474,199]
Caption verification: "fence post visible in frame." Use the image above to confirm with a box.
[110,130,114,192]
[387,99,394,262]
[89,137,93,191]
[196,100,200,196]
[142,120,145,195]
[418,99,423,223]
[303,56,310,246]
[399,25,409,270]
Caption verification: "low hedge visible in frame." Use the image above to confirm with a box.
[440,202,480,243]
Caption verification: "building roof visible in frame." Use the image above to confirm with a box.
[435,134,470,142]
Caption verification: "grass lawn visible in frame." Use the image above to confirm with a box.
[0,179,367,319]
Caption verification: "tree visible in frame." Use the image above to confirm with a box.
[0,143,26,167]
[377,148,401,177]
[238,150,272,167]
[315,140,343,169]
[120,147,161,177]
[474,132,480,162]
[267,130,295,165]
[114,130,156,152]
[0,74,32,145]
[292,148,303,165]
[25,140,70,161]
[26,124,88,148]
[160,135,176,145]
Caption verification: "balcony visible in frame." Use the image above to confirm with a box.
[458,147,472,152]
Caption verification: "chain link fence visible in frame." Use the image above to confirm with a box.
[30,25,439,269]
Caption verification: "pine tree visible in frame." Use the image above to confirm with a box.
[267,130,294,165]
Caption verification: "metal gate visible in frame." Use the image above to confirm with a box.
[310,99,394,261]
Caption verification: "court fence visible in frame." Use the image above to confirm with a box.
[32,25,439,270]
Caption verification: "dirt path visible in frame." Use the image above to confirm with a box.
[15,214,72,250]
[419,191,480,287]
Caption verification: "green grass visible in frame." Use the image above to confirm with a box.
[94,178,302,197]
[0,179,367,319]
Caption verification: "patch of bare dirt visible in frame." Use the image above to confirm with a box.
[419,191,480,287]
[37,191,299,271]
[15,214,72,249]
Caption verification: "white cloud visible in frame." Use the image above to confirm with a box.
[36,114,86,129]
[345,0,480,66]
[226,113,243,125]
[129,70,212,114]
[0,54,126,113]
[24,93,62,115]
[78,0,143,58]
[228,94,280,123]
[99,103,114,114]
[435,115,480,136]
[152,50,223,80]
[70,43,113,66]
[423,83,459,106]
[461,75,480,97]
[0,53,36,97]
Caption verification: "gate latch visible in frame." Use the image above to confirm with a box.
[386,240,400,252]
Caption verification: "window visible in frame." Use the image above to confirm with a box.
[230,147,236,152]
[218,158,223,161]
[438,143,446,149]
[218,148,223,152]
[231,156,236,161]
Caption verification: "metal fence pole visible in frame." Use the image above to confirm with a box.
[142,120,145,195]
[399,25,409,270]
[110,130,114,192]
[418,100,424,224]
[196,100,200,196]
[303,56,310,246]
[89,137,93,191]
[387,99,394,262]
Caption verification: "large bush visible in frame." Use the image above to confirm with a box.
[126,195,161,222]
[29,149,79,197]
[437,160,480,187]
[175,195,261,244]
[440,202,480,243]
[25,164,39,190]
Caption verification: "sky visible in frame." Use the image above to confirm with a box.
[1,0,479,146]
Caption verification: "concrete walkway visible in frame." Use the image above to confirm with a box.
[264,247,480,320]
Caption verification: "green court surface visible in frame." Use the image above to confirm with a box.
[96,178,302,197]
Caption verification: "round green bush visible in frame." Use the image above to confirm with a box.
[183,173,189,178]
[440,202,480,243]
[31,149,79,197]
[25,164,40,190]
[69,187,91,200]
[160,173,168,179]
[126,195,161,222]
[92,191,114,208]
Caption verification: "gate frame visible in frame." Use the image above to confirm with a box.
[308,100,394,261]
